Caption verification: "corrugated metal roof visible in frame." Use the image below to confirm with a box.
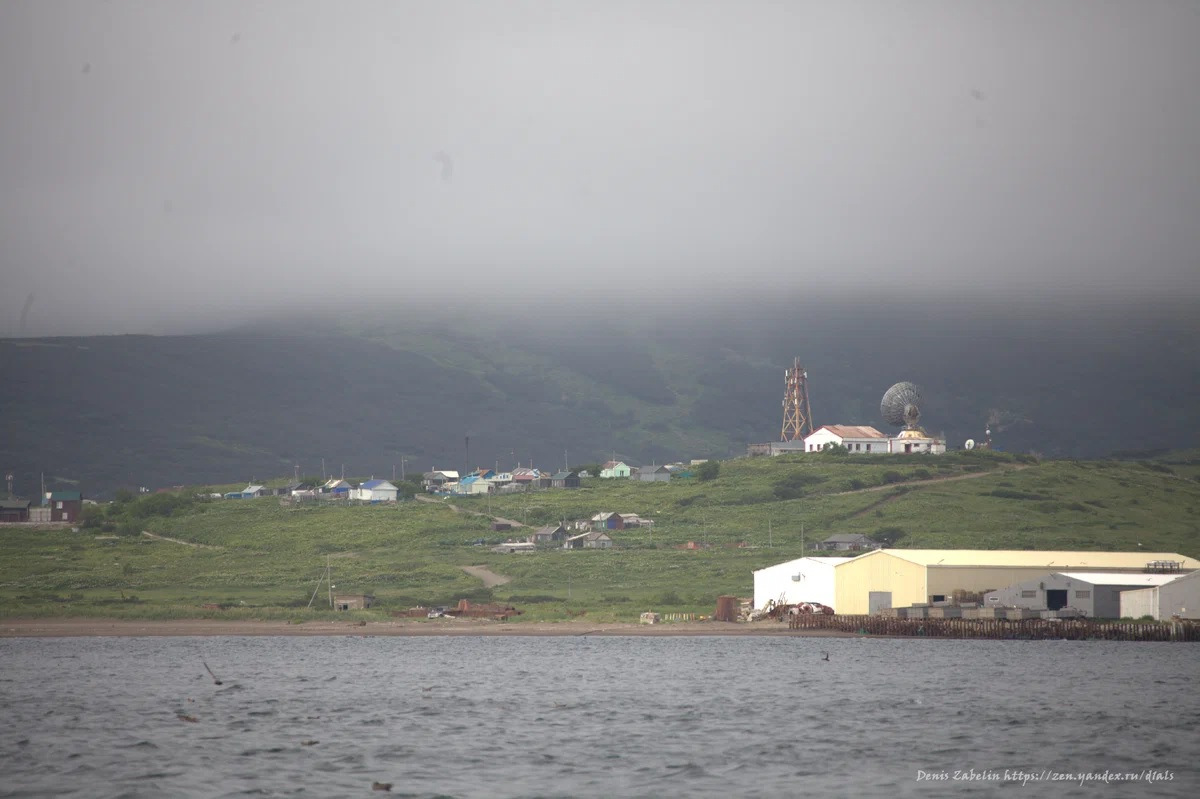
[1054,571,1187,587]
[860,549,1200,570]
[752,554,864,575]
[814,425,887,439]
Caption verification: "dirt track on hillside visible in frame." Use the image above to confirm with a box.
[831,463,1030,497]
[461,565,512,588]
[414,494,523,527]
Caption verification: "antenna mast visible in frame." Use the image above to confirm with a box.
[780,358,814,441]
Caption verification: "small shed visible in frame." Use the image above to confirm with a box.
[550,470,580,489]
[819,533,877,551]
[491,521,512,532]
[333,594,375,611]
[0,499,32,523]
[0,499,31,523]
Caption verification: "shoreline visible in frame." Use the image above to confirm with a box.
[0,617,858,639]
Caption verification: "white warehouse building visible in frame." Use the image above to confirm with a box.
[1119,570,1200,620]
[753,556,859,610]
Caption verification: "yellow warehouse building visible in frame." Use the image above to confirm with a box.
[833,550,1200,614]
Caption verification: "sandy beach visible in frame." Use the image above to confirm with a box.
[0,617,857,638]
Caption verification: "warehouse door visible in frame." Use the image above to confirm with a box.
[1046,589,1068,610]
[869,592,892,614]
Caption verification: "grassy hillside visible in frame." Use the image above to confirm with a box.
[3,452,1197,622]
[3,300,1198,496]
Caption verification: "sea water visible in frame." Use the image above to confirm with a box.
[0,635,1196,798]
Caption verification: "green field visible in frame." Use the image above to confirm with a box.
[3,450,1198,622]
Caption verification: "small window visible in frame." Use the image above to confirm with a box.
[1021,590,1037,598]
[931,595,946,603]
[1075,590,1091,599]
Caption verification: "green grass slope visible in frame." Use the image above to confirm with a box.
[2,452,1197,622]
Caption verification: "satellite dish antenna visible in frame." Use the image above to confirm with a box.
[881,382,923,430]
[965,439,976,450]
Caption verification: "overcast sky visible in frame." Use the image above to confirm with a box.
[2,1,1198,335]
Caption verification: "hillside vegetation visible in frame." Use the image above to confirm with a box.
[3,301,1198,495]
[3,451,1197,622]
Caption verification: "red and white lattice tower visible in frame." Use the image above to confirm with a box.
[780,358,814,441]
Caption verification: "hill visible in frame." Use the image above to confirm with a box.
[2,452,1196,622]
[2,299,1198,495]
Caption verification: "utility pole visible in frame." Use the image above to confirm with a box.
[768,518,772,549]
[326,555,333,609]
[400,457,407,481]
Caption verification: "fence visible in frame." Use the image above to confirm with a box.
[788,613,1199,641]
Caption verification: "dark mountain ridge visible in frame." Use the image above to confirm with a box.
[3,299,1197,496]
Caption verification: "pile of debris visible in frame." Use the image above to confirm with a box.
[392,599,522,621]
[748,598,834,622]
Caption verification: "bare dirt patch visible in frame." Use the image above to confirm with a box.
[461,564,512,588]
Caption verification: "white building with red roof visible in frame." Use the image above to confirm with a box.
[803,425,889,453]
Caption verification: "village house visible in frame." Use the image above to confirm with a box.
[48,491,83,522]
[591,512,626,530]
[456,474,493,495]
[423,470,459,491]
[225,484,267,500]
[634,465,671,482]
[511,467,540,487]
[319,479,352,495]
[353,479,399,502]
[528,523,569,545]
[564,531,613,550]
[599,460,632,479]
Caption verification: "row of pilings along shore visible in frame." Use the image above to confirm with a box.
[787,614,1199,641]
